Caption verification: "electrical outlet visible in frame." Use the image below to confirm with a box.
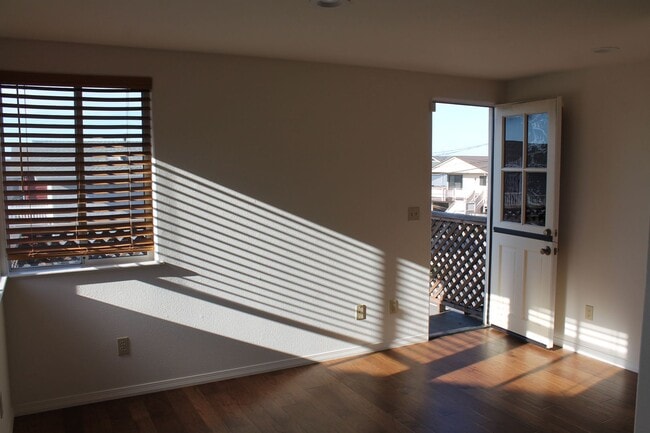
[356,304,367,320]
[407,206,420,221]
[585,305,594,321]
[117,337,130,356]
[389,299,399,314]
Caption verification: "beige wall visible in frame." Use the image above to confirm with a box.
[0,38,503,413]
[0,283,13,433]
[506,60,650,370]
[635,228,650,432]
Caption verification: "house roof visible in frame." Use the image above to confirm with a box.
[1,1,649,80]
[432,156,489,175]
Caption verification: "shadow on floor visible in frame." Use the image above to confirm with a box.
[429,309,484,339]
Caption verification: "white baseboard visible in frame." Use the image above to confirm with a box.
[554,336,634,371]
[14,334,428,416]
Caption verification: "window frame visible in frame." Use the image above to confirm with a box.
[0,71,155,274]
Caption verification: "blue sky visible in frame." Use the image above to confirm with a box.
[432,103,490,156]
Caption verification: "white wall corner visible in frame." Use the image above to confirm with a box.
[0,278,15,433]
[634,226,650,432]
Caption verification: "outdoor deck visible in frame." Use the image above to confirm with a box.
[429,306,484,338]
[430,211,487,318]
[429,211,487,337]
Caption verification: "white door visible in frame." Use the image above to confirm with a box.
[489,98,562,348]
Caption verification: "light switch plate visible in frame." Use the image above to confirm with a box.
[356,304,367,320]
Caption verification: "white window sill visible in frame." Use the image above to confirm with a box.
[6,260,163,279]
[0,276,7,300]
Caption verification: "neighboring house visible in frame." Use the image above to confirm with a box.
[431,155,488,215]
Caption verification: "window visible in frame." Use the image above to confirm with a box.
[448,174,463,189]
[479,175,487,186]
[0,72,154,271]
[431,174,447,187]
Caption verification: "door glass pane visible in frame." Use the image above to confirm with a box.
[503,172,522,222]
[504,115,523,168]
[527,113,548,168]
[525,172,546,226]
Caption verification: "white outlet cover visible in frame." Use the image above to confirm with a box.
[407,207,420,221]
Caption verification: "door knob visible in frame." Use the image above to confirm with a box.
[544,228,552,237]
[540,246,552,255]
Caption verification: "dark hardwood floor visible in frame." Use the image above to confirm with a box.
[13,328,637,433]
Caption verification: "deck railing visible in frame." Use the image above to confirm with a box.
[431,186,464,202]
[430,211,487,318]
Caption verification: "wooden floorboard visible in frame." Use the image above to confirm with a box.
[13,328,638,433]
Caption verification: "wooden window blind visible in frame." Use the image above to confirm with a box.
[0,72,154,269]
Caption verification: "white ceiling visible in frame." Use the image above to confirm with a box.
[1,0,649,80]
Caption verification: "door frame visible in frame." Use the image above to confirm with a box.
[430,97,562,341]
[430,99,495,327]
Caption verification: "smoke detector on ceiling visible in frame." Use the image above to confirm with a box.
[592,46,621,54]
[314,0,350,7]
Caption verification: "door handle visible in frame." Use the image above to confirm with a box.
[540,246,552,255]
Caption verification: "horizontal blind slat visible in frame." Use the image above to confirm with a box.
[5,222,154,236]
[3,158,151,165]
[3,186,153,196]
[2,132,150,139]
[0,102,148,112]
[2,168,151,177]
[8,230,155,246]
[1,143,151,149]
[1,114,147,121]
[5,214,154,224]
[4,197,146,206]
[7,243,154,261]
[5,203,154,215]
[3,151,150,158]
[0,92,149,103]
[2,123,144,130]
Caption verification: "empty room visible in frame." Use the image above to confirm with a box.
[0,1,649,432]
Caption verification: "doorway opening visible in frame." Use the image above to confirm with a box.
[430,102,491,338]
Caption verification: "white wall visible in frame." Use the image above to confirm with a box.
[0,280,14,433]
[635,227,650,432]
[0,38,503,414]
[506,60,650,370]
[460,174,487,199]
